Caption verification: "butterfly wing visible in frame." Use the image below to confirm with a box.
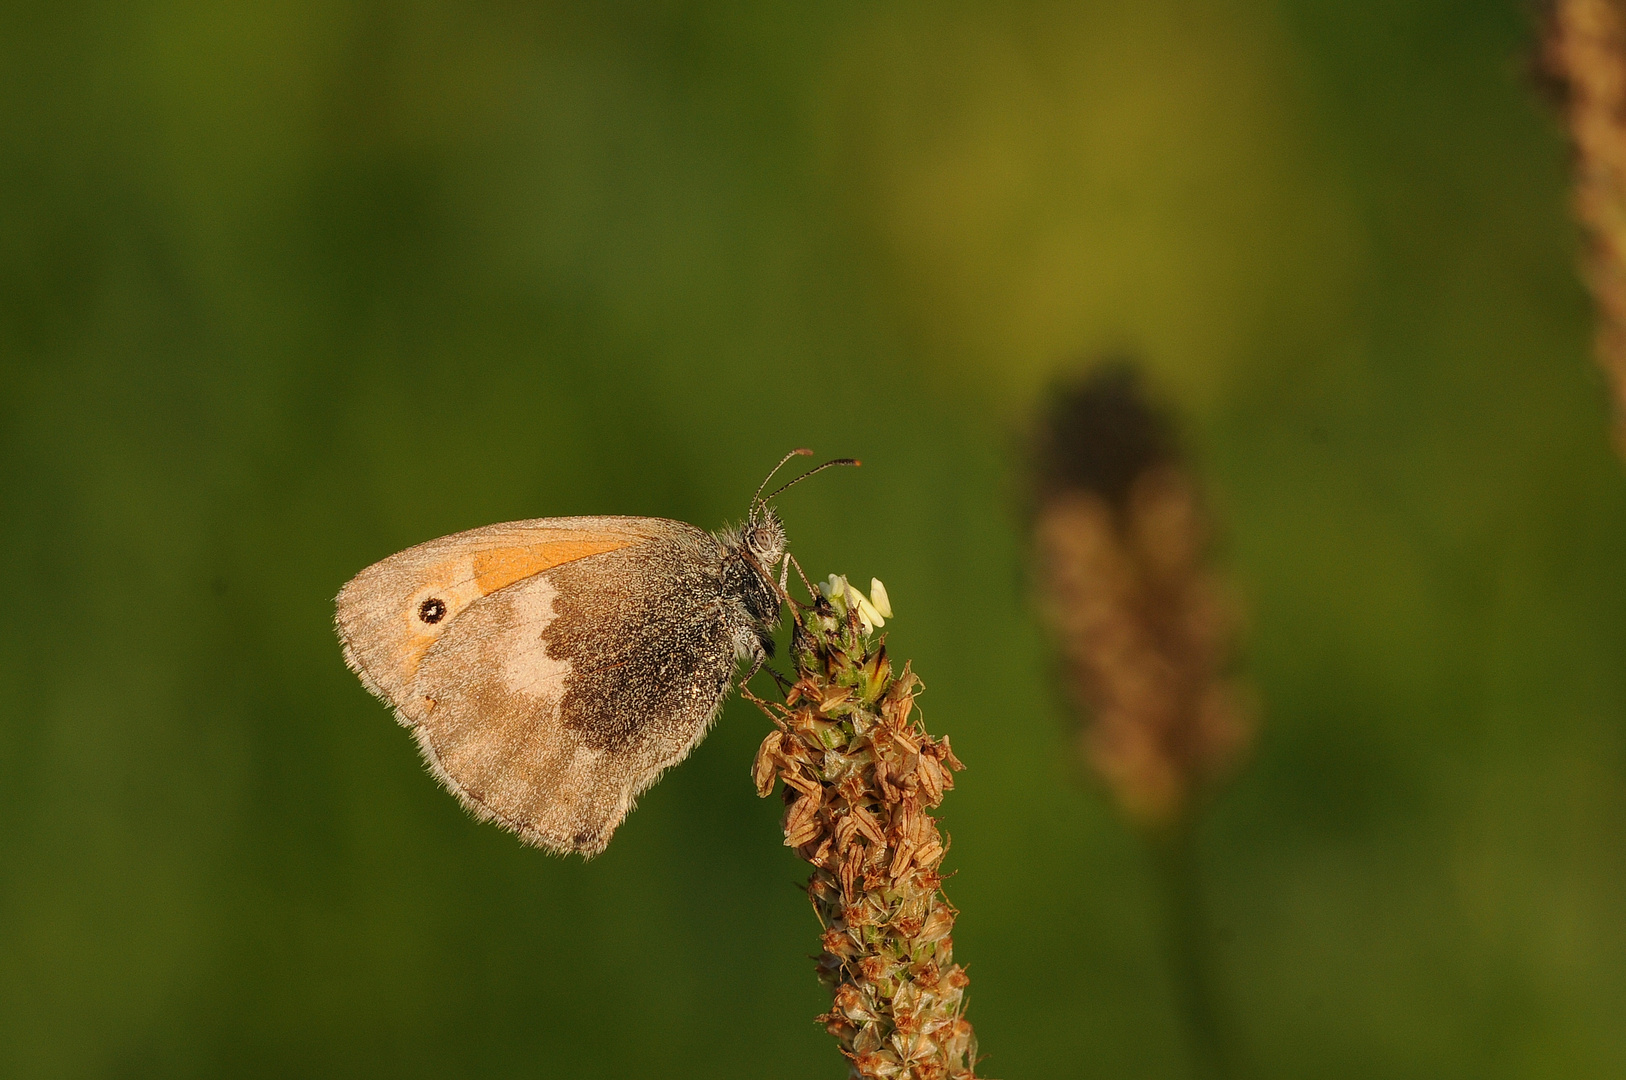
[335,516,739,856]
[336,516,667,712]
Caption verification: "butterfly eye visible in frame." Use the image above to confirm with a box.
[418,597,447,625]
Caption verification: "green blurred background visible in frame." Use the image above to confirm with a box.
[4,1,1624,1076]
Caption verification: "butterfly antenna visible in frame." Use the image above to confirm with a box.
[764,457,861,503]
[752,448,815,512]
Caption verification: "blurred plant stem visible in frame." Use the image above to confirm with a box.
[1030,364,1254,1079]
[1150,819,1234,1080]
[751,575,985,1080]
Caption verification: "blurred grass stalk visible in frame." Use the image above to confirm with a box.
[1030,365,1254,1079]
[752,576,985,1080]
[1543,0,1626,458]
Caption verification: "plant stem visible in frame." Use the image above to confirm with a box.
[1150,819,1234,1080]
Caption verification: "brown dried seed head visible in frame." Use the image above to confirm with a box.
[888,726,922,755]
[853,1023,885,1055]
[851,804,888,846]
[752,731,782,795]
[914,839,945,871]
[784,800,824,848]
[833,814,862,854]
[851,1051,896,1079]
[918,905,955,943]
[838,772,868,805]
[834,983,878,1022]
[891,915,924,938]
[840,843,865,901]
[916,756,944,805]
[782,767,822,799]
[888,840,918,880]
[823,927,862,959]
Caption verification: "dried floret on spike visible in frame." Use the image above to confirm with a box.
[751,577,985,1080]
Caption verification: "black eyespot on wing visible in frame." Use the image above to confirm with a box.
[418,597,447,624]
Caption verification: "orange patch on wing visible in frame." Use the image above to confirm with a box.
[473,538,631,595]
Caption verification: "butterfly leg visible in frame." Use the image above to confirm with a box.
[783,553,819,605]
[739,666,794,710]
[765,664,793,694]
[737,647,783,713]
[737,634,796,705]
[741,643,766,686]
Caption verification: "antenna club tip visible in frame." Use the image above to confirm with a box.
[792,447,814,457]
[852,459,863,467]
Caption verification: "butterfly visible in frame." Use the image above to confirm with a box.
[334,450,856,856]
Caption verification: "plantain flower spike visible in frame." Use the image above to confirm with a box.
[1029,363,1254,831]
[1542,0,1626,459]
[752,576,986,1079]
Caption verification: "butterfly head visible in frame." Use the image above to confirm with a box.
[739,450,859,572]
[741,504,788,569]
